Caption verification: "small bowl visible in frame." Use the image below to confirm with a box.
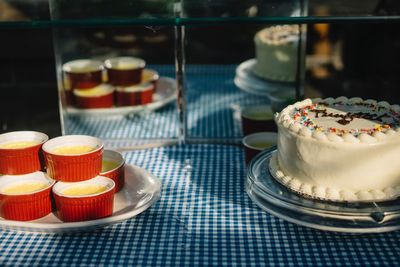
[42,135,103,182]
[142,69,159,88]
[242,132,277,165]
[241,105,276,135]
[267,90,296,113]
[100,150,125,192]
[115,82,154,106]
[62,59,103,89]
[105,57,146,86]
[0,172,55,221]
[74,84,114,109]
[52,176,115,222]
[0,131,49,175]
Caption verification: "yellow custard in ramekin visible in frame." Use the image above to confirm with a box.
[101,160,120,172]
[52,145,95,155]
[0,141,40,149]
[62,184,109,196]
[2,182,49,194]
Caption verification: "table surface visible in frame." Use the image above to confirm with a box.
[2,144,400,266]
[2,65,400,266]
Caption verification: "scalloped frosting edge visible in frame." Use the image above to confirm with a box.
[269,152,400,202]
[274,96,400,144]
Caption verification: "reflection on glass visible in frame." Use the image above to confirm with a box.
[52,25,178,145]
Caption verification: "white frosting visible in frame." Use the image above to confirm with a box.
[273,96,400,202]
[253,25,299,82]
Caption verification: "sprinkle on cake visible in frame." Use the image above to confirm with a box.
[289,98,400,137]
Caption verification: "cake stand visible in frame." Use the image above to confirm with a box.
[234,59,294,97]
[246,147,400,233]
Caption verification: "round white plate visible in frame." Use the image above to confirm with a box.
[234,59,294,97]
[66,77,176,117]
[0,164,162,233]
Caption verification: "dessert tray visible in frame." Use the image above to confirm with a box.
[234,59,294,97]
[67,77,176,117]
[246,148,400,233]
[0,164,161,233]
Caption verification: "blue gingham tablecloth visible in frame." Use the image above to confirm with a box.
[67,64,270,140]
[1,144,400,266]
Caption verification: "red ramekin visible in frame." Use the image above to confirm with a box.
[115,82,154,106]
[241,105,277,135]
[53,176,115,222]
[63,76,75,106]
[0,131,49,175]
[74,84,114,109]
[42,135,103,182]
[105,57,146,86]
[242,132,277,165]
[100,150,125,192]
[63,59,103,89]
[0,172,55,221]
[142,69,159,89]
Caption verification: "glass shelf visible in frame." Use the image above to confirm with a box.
[1,0,400,29]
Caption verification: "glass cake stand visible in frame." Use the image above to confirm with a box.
[234,59,294,97]
[246,147,400,233]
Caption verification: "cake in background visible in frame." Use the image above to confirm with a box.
[253,25,299,82]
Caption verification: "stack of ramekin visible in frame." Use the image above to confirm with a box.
[63,56,159,109]
[0,131,52,221]
[0,132,125,222]
[63,59,109,108]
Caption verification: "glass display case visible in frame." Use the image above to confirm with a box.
[1,0,400,148]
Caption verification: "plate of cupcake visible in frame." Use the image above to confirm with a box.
[63,57,176,117]
[0,131,161,233]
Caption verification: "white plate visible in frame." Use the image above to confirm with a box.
[0,164,162,233]
[234,59,294,97]
[66,77,176,117]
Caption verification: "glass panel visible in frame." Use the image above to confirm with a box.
[183,23,299,142]
[52,25,179,146]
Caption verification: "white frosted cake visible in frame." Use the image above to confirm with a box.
[271,96,400,202]
[253,25,299,82]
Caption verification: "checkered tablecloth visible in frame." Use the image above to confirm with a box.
[1,144,400,266]
[67,65,270,140]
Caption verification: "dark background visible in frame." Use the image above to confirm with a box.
[1,0,400,137]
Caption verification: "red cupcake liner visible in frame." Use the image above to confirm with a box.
[54,187,115,222]
[0,144,45,175]
[74,91,114,109]
[0,185,54,221]
[44,148,103,182]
